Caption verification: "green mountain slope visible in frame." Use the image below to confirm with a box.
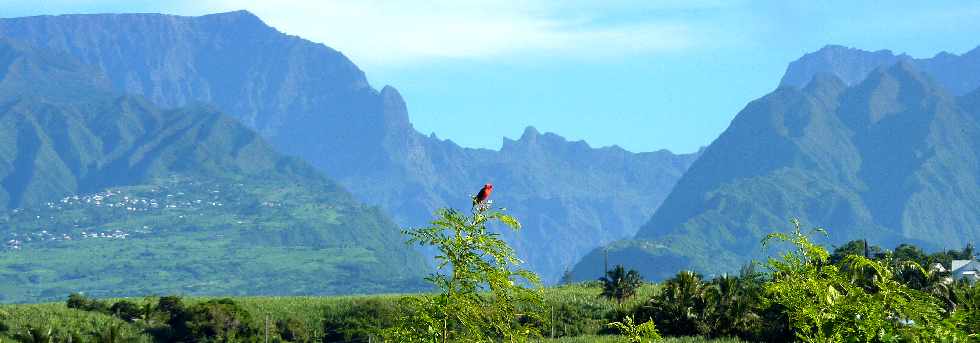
[0,39,427,303]
[574,62,980,281]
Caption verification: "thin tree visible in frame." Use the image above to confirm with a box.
[383,198,543,342]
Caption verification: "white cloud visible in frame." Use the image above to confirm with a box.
[186,1,712,68]
[3,0,726,68]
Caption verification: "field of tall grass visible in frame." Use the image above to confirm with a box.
[0,283,750,342]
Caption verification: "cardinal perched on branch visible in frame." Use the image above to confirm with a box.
[472,183,493,208]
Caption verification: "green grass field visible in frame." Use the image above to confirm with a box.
[0,283,746,342]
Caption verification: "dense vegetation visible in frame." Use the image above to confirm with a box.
[2,218,978,342]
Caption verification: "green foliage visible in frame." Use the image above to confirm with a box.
[384,205,543,342]
[699,272,765,339]
[539,282,659,338]
[66,293,109,313]
[762,218,968,342]
[607,315,662,342]
[829,240,884,265]
[600,265,644,304]
[643,271,710,336]
[536,337,744,343]
[92,323,139,343]
[949,281,980,338]
[182,299,257,342]
[109,300,142,322]
[322,298,403,342]
[0,301,151,342]
[275,317,309,342]
[638,266,788,341]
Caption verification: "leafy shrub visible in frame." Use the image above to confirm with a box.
[154,295,191,341]
[323,298,402,342]
[763,219,967,341]
[276,317,309,342]
[66,293,109,313]
[608,315,662,342]
[184,298,256,342]
[110,300,142,322]
[950,281,980,336]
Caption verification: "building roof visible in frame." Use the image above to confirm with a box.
[952,260,980,281]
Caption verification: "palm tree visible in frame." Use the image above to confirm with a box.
[643,271,709,336]
[703,275,761,337]
[599,264,643,304]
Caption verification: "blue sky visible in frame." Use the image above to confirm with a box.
[4,1,980,153]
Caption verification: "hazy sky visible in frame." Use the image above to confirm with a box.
[4,1,980,153]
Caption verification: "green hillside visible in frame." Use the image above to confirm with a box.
[0,39,428,303]
[575,62,980,281]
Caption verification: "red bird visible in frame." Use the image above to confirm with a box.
[472,183,493,207]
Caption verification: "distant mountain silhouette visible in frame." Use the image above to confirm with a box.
[780,44,980,95]
[0,11,699,282]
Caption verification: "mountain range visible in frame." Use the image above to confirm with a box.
[0,38,427,303]
[7,9,976,291]
[573,47,980,281]
[0,11,699,282]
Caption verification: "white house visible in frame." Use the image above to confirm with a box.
[951,260,980,282]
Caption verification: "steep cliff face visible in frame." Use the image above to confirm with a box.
[0,11,699,282]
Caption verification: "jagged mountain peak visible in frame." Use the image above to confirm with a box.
[781,44,980,96]
[780,45,902,89]
[521,125,541,139]
[815,44,897,57]
[500,126,592,153]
